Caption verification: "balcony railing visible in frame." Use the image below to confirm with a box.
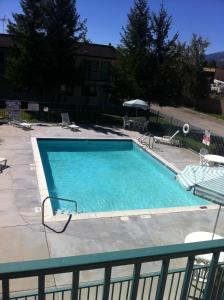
[1,239,224,300]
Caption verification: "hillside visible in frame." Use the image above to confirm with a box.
[206,52,224,67]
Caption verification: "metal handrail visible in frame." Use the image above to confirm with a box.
[42,196,78,234]
[138,131,151,143]
[1,239,224,300]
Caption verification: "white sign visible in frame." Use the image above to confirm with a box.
[28,102,39,111]
[5,100,21,111]
[202,130,211,146]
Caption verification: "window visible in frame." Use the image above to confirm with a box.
[60,84,73,96]
[91,61,100,72]
[101,61,110,80]
[82,85,97,97]
[101,61,110,73]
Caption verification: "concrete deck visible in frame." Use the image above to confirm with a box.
[0,123,223,293]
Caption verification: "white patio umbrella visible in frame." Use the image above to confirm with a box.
[123,99,149,116]
[176,165,224,239]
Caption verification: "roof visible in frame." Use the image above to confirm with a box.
[76,43,117,60]
[0,34,14,48]
[0,34,117,60]
[203,67,216,73]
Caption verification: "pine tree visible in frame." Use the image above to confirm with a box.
[151,5,179,104]
[6,0,46,89]
[43,0,87,96]
[6,0,87,98]
[182,34,209,103]
[113,0,152,101]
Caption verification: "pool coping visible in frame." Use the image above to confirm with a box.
[31,137,217,222]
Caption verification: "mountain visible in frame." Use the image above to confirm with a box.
[206,52,224,67]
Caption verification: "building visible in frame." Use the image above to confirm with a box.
[0,34,117,107]
[204,67,224,94]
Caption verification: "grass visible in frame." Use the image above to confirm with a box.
[204,113,224,121]
[0,109,124,124]
[194,94,224,121]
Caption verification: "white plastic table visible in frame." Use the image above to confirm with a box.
[185,231,224,263]
[204,154,224,166]
[0,158,7,172]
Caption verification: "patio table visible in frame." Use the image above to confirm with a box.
[129,119,144,130]
[185,231,224,263]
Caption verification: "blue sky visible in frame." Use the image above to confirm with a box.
[0,0,223,54]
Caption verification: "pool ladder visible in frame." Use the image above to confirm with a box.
[42,196,78,233]
[138,132,154,148]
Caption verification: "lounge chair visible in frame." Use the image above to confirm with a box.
[0,157,7,172]
[10,110,32,130]
[153,130,180,146]
[60,113,79,131]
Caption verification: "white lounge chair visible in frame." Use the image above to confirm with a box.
[0,158,7,172]
[60,113,79,131]
[153,130,180,146]
[10,110,32,130]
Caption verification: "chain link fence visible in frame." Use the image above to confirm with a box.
[149,108,224,155]
[0,98,224,155]
[0,99,125,124]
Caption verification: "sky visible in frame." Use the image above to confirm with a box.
[0,0,223,54]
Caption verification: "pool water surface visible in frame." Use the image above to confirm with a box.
[38,139,208,213]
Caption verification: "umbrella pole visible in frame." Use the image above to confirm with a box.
[212,204,221,240]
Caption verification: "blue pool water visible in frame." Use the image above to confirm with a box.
[38,139,209,213]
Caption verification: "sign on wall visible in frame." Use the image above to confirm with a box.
[28,102,39,111]
[5,100,21,111]
[202,130,211,146]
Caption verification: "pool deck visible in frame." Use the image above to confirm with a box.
[0,123,223,292]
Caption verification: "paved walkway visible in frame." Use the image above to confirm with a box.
[152,104,224,136]
[0,124,223,292]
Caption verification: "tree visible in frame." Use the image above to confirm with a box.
[150,5,179,104]
[181,34,210,104]
[113,0,153,101]
[43,0,87,95]
[6,0,87,99]
[6,0,46,89]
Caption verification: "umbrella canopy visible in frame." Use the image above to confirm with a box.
[123,99,149,110]
[194,175,224,206]
[176,165,224,239]
[176,165,224,191]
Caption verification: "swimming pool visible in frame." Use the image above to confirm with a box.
[37,138,208,214]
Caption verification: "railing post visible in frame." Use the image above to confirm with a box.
[155,259,170,300]
[38,275,45,300]
[180,256,195,300]
[71,270,80,300]
[2,278,10,300]
[203,252,220,300]
[103,267,112,300]
[130,263,141,300]
[156,111,159,123]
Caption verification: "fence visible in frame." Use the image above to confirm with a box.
[149,108,224,156]
[1,239,224,300]
[0,99,224,155]
[0,99,125,124]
